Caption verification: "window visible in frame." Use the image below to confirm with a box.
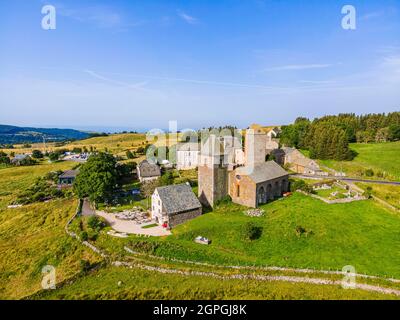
[237,184,240,197]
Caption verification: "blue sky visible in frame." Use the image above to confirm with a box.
[0,0,399,132]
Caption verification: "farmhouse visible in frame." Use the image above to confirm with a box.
[151,183,202,229]
[266,127,281,152]
[58,170,79,188]
[11,154,29,166]
[282,147,326,175]
[137,160,161,182]
[176,142,199,170]
[198,129,290,208]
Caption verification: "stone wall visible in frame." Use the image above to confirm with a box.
[229,171,257,208]
[168,208,202,228]
[198,164,228,207]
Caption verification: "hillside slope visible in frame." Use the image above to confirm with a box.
[0,124,89,144]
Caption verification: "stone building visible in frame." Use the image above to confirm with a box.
[282,147,326,175]
[137,160,161,182]
[266,127,280,152]
[229,161,289,208]
[198,135,229,208]
[58,170,79,189]
[176,142,199,170]
[198,129,290,208]
[151,183,202,228]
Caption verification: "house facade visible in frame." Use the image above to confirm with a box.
[282,147,327,175]
[58,170,79,189]
[151,183,202,228]
[176,142,199,170]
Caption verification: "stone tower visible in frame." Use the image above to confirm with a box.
[244,129,267,167]
[198,135,229,208]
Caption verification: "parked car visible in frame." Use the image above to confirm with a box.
[195,236,211,245]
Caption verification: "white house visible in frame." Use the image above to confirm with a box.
[151,183,202,228]
[176,142,200,170]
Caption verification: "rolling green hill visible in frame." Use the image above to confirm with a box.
[0,124,89,144]
[319,142,400,180]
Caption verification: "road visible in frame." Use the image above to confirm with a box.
[291,174,400,186]
[81,199,96,216]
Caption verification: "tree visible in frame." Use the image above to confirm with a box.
[159,171,174,186]
[73,152,118,205]
[375,127,389,143]
[140,179,160,208]
[0,151,10,165]
[32,150,44,159]
[242,222,263,241]
[126,150,135,159]
[388,124,400,141]
[48,152,60,162]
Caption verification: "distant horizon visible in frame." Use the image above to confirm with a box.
[1,106,399,134]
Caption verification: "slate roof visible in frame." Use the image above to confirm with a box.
[138,160,161,177]
[156,183,202,215]
[234,161,289,184]
[59,170,79,179]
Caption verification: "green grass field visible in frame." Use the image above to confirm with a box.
[33,265,396,300]
[319,142,400,181]
[2,139,400,299]
[0,162,101,299]
[356,183,400,210]
[92,193,400,279]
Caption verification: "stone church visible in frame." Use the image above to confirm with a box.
[198,129,289,208]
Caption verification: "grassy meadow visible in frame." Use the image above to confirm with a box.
[319,142,400,181]
[0,161,101,299]
[91,193,400,279]
[356,183,400,210]
[34,265,397,300]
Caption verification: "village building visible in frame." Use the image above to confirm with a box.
[265,127,281,152]
[11,154,29,166]
[176,142,200,170]
[58,170,79,189]
[151,183,202,228]
[137,160,161,182]
[198,129,290,208]
[282,147,326,176]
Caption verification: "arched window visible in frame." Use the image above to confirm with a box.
[237,184,240,197]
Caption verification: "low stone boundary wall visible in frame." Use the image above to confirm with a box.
[297,190,366,204]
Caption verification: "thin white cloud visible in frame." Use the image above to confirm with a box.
[360,11,385,21]
[83,70,167,97]
[265,64,333,71]
[177,10,198,25]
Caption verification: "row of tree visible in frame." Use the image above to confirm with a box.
[280,112,400,160]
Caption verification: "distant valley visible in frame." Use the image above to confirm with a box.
[0,124,90,144]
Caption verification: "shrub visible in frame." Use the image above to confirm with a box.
[242,222,263,241]
[290,179,314,193]
[87,216,105,232]
[295,225,313,237]
[32,150,44,159]
[216,195,232,206]
[365,169,374,177]
[80,231,88,241]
